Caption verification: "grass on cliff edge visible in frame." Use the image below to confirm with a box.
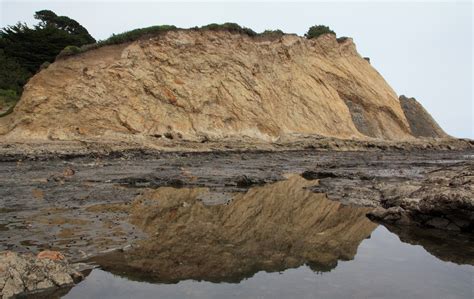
[57,23,342,59]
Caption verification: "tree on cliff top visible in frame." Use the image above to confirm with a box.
[0,10,95,73]
[305,25,336,39]
[0,10,95,112]
[34,10,95,44]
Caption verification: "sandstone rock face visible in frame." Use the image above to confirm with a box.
[0,251,82,299]
[0,30,434,143]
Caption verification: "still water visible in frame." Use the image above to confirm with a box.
[64,226,473,299]
[63,176,472,299]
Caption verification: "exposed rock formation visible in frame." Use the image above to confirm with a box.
[0,251,83,299]
[306,160,474,232]
[90,176,376,282]
[366,163,474,231]
[399,95,448,138]
[0,30,445,144]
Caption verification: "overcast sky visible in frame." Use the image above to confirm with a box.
[1,0,472,138]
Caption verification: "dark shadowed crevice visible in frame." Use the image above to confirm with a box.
[339,93,378,138]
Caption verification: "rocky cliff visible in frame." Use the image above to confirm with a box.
[0,30,446,144]
[399,95,448,138]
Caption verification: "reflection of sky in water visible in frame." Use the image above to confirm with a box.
[64,226,473,299]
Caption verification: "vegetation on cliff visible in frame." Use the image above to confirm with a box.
[198,22,257,36]
[0,10,95,73]
[304,25,335,39]
[0,10,95,110]
[56,23,337,59]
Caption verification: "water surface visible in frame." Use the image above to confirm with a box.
[63,176,473,298]
[64,226,473,299]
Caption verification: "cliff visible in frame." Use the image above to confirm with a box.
[0,29,447,144]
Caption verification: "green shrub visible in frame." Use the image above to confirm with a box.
[305,25,336,39]
[100,25,178,46]
[336,36,349,43]
[260,29,285,38]
[55,25,179,59]
[200,23,257,37]
[0,89,18,103]
[0,49,30,94]
[0,89,20,117]
[57,45,81,58]
[39,61,50,70]
[199,23,222,31]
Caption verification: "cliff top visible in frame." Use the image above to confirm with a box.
[56,23,346,59]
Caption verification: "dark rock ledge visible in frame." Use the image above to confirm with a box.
[305,162,474,232]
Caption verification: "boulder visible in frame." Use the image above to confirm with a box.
[0,251,83,299]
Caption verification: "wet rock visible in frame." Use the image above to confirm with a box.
[446,223,461,232]
[424,217,450,229]
[115,175,185,188]
[0,251,83,299]
[167,178,184,188]
[301,170,339,180]
[367,207,411,225]
[306,161,474,232]
[235,175,265,187]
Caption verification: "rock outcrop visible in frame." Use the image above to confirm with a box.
[399,95,448,138]
[366,163,474,231]
[0,251,83,299]
[0,30,446,144]
[306,159,474,232]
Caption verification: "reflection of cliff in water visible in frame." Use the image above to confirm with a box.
[91,176,377,283]
[383,224,474,265]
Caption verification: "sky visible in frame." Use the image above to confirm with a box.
[1,0,472,138]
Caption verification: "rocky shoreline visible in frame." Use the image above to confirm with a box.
[0,137,472,162]
[0,146,472,297]
[306,160,473,232]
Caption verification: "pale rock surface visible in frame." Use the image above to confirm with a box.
[0,251,82,299]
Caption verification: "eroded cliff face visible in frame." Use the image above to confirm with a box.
[0,30,442,143]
